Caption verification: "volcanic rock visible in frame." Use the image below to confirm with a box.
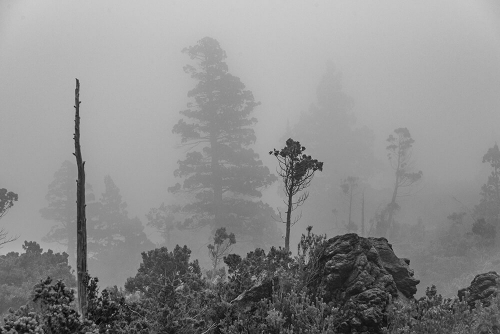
[309,233,419,333]
[231,233,419,333]
[458,271,500,307]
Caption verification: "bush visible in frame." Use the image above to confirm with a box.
[0,241,75,315]
[385,285,500,334]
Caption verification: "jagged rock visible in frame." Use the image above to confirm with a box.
[309,233,419,333]
[231,233,419,333]
[370,237,418,299]
[458,271,500,307]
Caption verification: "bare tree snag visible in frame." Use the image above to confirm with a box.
[74,78,87,318]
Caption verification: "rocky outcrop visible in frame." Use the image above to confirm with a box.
[458,271,500,307]
[310,233,419,333]
[231,233,419,333]
[370,237,418,299]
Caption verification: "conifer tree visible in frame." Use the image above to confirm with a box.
[474,143,500,228]
[169,37,279,246]
[40,160,94,267]
[88,175,154,287]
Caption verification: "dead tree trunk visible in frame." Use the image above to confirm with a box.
[74,78,87,318]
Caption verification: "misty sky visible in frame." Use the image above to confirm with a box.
[1,0,500,256]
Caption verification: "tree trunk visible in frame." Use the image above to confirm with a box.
[361,191,365,237]
[74,79,87,318]
[285,190,293,252]
[210,133,223,228]
[348,187,353,232]
[385,172,399,237]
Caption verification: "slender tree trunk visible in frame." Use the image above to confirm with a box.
[495,166,500,221]
[348,187,353,232]
[74,79,87,318]
[361,191,365,237]
[385,173,399,237]
[385,147,402,237]
[285,190,293,252]
[210,133,223,228]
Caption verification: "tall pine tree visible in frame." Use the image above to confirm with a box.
[286,64,377,233]
[475,143,500,227]
[169,37,279,247]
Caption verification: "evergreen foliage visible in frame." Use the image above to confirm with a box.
[168,36,280,247]
[474,143,500,237]
[40,160,94,265]
[87,175,155,288]
[2,236,500,334]
[0,241,75,315]
[285,65,376,232]
[207,227,236,280]
[40,162,154,288]
[270,138,323,250]
[0,187,18,248]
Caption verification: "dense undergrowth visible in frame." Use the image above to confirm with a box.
[1,231,500,333]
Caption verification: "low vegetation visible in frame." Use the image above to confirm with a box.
[1,230,499,334]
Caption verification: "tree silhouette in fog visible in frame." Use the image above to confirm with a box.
[40,160,94,265]
[207,227,235,279]
[473,143,500,246]
[285,64,376,229]
[87,175,154,287]
[41,163,153,287]
[0,187,18,248]
[376,127,422,237]
[270,138,323,251]
[169,37,280,247]
[475,144,500,226]
[340,176,359,233]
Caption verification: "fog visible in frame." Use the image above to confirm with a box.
[1,0,500,291]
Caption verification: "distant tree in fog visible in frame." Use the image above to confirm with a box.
[474,143,500,227]
[146,203,179,246]
[447,211,466,225]
[0,187,18,248]
[169,37,280,247]
[285,64,376,227]
[41,164,153,287]
[376,128,422,237]
[340,176,359,233]
[270,138,323,251]
[87,175,154,287]
[207,227,235,279]
[40,160,94,264]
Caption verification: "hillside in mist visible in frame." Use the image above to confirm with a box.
[1,0,500,297]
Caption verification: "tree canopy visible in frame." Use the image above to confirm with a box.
[168,36,280,247]
[474,143,500,226]
[0,188,18,220]
[87,175,155,288]
[40,160,94,264]
[41,162,154,287]
[270,138,323,250]
[375,127,422,237]
[0,241,75,314]
[285,64,376,229]
[0,187,18,248]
